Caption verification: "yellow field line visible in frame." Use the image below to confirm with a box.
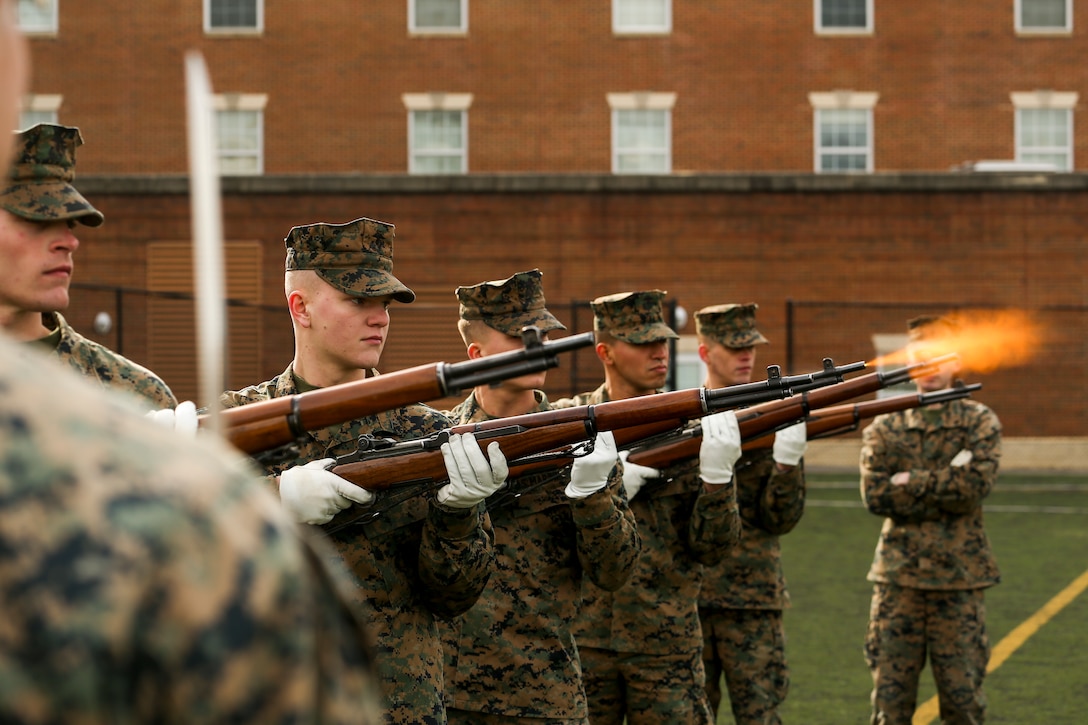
[912,568,1088,724]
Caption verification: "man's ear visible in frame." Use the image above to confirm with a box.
[467,341,485,361]
[287,289,310,328]
[595,341,613,365]
[697,342,710,364]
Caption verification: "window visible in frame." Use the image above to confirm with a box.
[870,334,913,399]
[16,0,57,33]
[613,0,671,34]
[205,0,262,33]
[403,93,472,174]
[810,91,878,172]
[1016,0,1071,32]
[213,94,266,175]
[608,92,676,174]
[1013,91,1077,171]
[18,94,61,130]
[815,0,872,33]
[410,0,466,33]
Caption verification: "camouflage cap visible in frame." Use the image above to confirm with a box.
[456,268,567,336]
[695,303,769,348]
[284,217,415,303]
[907,314,959,341]
[1,123,103,227]
[591,289,678,344]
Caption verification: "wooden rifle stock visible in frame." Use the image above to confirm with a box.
[210,328,594,455]
[625,354,959,470]
[322,359,865,533]
[744,381,983,451]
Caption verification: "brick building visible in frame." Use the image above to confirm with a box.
[15,1,1088,440]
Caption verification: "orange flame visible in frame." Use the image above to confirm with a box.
[869,309,1044,373]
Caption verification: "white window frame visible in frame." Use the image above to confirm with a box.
[1012,91,1077,171]
[810,91,878,173]
[814,0,873,35]
[613,0,671,35]
[213,93,266,175]
[18,94,61,130]
[1015,0,1073,34]
[409,0,468,34]
[608,92,676,174]
[204,0,263,34]
[403,93,472,174]
[16,0,58,34]
[871,334,914,399]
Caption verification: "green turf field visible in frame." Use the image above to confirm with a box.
[713,472,1088,725]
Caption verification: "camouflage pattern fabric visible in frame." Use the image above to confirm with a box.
[0,123,103,226]
[0,338,381,723]
[865,584,989,725]
[578,646,713,725]
[702,608,788,725]
[698,447,804,723]
[440,390,640,720]
[284,217,415,302]
[455,268,566,336]
[860,397,1001,724]
[221,365,496,724]
[42,311,177,411]
[590,290,678,344]
[553,384,740,721]
[694,303,770,348]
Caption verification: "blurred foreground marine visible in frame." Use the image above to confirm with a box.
[0,122,176,410]
[695,304,807,725]
[221,217,505,723]
[441,269,641,723]
[860,315,1002,725]
[0,336,382,723]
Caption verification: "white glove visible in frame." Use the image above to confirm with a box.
[700,410,742,484]
[772,421,808,467]
[950,449,973,468]
[436,433,509,508]
[566,431,619,499]
[146,400,199,437]
[279,458,375,525]
[618,449,661,501]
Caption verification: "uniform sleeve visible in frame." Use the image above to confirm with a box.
[686,478,742,565]
[752,458,806,535]
[859,417,936,523]
[918,406,1002,514]
[417,501,495,619]
[569,463,642,592]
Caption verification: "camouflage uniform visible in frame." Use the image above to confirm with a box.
[441,270,641,724]
[860,321,1002,725]
[222,218,496,724]
[29,310,177,410]
[2,125,174,410]
[553,291,742,725]
[695,303,804,725]
[0,336,382,723]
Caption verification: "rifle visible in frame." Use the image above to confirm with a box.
[743,381,982,450]
[209,326,594,456]
[321,358,866,533]
[624,354,960,471]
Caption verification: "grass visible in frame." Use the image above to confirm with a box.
[713,472,1088,725]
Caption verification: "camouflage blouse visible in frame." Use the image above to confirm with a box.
[440,390,641,719]
[860,397,1002,590]
[45,311,177,411]
[0,340,380,723]
[699,447,806,611]
[221,363,496,724]
[555,384,742,656]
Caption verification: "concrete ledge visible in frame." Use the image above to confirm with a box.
[805,437,1088,475]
